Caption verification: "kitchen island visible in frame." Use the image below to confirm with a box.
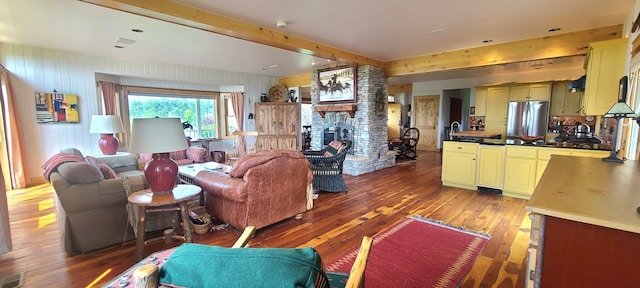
[525,155,640,287]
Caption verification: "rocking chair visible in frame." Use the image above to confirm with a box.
[388,128,420,159]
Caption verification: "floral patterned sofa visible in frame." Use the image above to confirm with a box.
[139,146,210,166]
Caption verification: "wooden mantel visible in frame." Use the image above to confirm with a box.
[315,104,358,118]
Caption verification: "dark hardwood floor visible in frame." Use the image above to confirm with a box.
[0,151,530,287]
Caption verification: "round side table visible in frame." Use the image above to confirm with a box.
[128,184,202,260]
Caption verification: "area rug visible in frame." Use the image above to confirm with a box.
[325,216,490,288]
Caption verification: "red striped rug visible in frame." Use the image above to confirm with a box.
[325,216,490,288]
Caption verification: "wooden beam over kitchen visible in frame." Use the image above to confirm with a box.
[385,25,623,77]
[78,0,385,67]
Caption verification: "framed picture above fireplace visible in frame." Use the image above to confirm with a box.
[318,65,357,103]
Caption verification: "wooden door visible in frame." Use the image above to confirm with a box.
[414,95,439,151]
[387,103,401,140]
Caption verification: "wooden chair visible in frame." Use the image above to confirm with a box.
[326,236,373,288]
[130,227,372,288]
[131,226,256,287]
[225,130,259,164]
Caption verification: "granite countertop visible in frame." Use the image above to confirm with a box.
[449,131,501,138]
[526,155,640,234]
[445,138,611,151]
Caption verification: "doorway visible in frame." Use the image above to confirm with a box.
[449,97,462,124]
[414,95,440,151]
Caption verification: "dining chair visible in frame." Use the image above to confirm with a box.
[225,130,259,164]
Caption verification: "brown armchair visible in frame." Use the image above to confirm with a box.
[195,149,312,230]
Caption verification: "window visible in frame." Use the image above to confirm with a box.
[123,87,220,140]
[222,93,237,137]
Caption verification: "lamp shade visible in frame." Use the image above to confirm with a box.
[129,118,189,194]
[89,115,125,134]
[603,102,637,118]
[129,118,188,154]
[89,115,124,155]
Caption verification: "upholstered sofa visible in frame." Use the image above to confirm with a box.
[47,148,174,254]
[195,149,312,230]
[139,146,209,166]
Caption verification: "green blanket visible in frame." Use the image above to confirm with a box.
[160,243,330,288]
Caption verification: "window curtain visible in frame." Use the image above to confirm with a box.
[0,68,27,189]
[230,92,246,156]
[98,81,125,143]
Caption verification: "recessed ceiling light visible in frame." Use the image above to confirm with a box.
[276,20,287,28]
[548,27,561,32]
[131,29,144,33]
[482,39,493,43]
[268,64,280,68]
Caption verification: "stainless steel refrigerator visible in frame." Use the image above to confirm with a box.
[506,101,549,138]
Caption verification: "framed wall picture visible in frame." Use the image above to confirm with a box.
[317,65,356,103]
[35,92,79,123]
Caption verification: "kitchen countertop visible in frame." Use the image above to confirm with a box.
[449,131,501,138]
[526,155,640,234]
[444,138,612,151]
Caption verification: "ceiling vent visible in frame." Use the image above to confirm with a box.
[115,37,136,45]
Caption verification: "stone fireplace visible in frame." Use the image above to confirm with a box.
[310,65,395,176]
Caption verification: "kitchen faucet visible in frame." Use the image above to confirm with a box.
[450,121,461,140]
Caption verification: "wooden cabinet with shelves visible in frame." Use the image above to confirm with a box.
[254,102,301,151]
[442,142,478,190]
[582,38,628,116]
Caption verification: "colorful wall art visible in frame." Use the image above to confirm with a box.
[35,92,79,123]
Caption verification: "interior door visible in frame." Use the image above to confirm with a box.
[387,103,401,140]
[414,95,440,151]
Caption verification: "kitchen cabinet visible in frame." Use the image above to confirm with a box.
[570,149,609,158]
[255,102,301,151]
[509,85,530,101]
[536,148,571,184]
[474,87,487,116]
[477,145,505,189]
[582,38,628,116]
[503,146,538,199]
[442,142,478,190]
[485,87,509,140]
[550,81,582,116]
[509,83,551,101]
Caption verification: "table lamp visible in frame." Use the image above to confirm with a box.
[129,118,188,194]
[89,115,124,155]
[602,76,637,163]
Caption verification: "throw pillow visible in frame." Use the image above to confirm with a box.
[57,162,104,184]
[85,156,118,179]
[323,140,344,157]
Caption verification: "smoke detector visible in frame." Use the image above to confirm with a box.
[276,20,287,28]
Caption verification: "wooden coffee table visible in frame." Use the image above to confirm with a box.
[127,184,202,260]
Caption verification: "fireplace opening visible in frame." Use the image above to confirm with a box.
[322,122,353,153]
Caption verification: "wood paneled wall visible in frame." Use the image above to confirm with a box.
[0,43,277,183]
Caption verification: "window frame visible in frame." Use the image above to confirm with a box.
[120,86,221,146]
[221,92,237,139]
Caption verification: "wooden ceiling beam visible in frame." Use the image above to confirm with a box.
[79,0,384,67]
[385,25,623,77]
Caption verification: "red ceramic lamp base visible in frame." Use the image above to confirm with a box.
[145,153,178,194]
[98,133,119,155]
